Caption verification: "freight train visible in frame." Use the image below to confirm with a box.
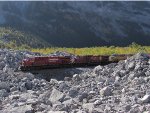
[20,54,133,71]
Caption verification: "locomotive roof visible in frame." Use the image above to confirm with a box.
[27,55,71,58]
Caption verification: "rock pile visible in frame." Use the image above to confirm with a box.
[49,51,76,57]
[0,50,150,113]
[0,49,39,71]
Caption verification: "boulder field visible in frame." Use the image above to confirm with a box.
[0,49,150,113]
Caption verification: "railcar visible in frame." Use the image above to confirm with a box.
[109,54,133,62]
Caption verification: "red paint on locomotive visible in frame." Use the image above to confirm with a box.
[74,56,89,64]
[21,56,71,67]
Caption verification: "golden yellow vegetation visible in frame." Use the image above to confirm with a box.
[1,38,150,56]
[31,43,150,55]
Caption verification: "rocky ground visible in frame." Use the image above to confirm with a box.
[0,49,150,113]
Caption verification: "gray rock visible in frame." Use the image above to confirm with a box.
[94,65,103,75]
[75,110,87,113]
[38,91,51,104]
[100,86,112,96]
[1,105,33,113]
[0,82,10,91]
[25,81,33,90]
[105,77,115,85]
[3,64,9,73]
[50,79,58,84]
[128,73,136,80]
[145,71,150,76]
[78,92,88,102]
[19,82,27,92]
[26,98,38,105]
[129,106,141,113]
[49,88,65,103]
[52,103,69,111]
[124,104,131,112]
[62,98,73,105]
[64,77,71,81]
[32,79,40,85]
[25,73,35,80]
[73,74,81,81]
[141,94,150,103]
[48,111,67,113]
[127,62,135,70]
[132,77,145,85]
[18,91,37,103]
[143,111,149,113]
[0,89,8,97]
[58,82,69,92]
[10,86,18,92]
[94,99,102,105]
[9,94,20,100]
[0,61,5,70]
[89,91,96,95]
[68,88,79,98]
[82,103,95,112]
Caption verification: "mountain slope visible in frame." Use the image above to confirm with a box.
[0,1,150,47]
[0,27,50,48]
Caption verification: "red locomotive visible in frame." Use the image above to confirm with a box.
[20,56,71,70]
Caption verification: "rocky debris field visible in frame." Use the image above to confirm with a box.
[49,51,76,57]
[0,49,150,113]
[0,49,41,71]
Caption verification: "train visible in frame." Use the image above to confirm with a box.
[20,54,133,71]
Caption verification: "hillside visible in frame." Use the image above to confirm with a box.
[0,1,150,47]
[0,27,50,48]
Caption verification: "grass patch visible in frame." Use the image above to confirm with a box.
[31,43,150,55]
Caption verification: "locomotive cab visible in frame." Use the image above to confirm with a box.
[21,57,35,66]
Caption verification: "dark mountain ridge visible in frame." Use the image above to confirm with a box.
[0,1,150,47]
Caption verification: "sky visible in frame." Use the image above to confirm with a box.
[0,0,149,1]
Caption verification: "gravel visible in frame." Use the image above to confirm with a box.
[0,50,150,113]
